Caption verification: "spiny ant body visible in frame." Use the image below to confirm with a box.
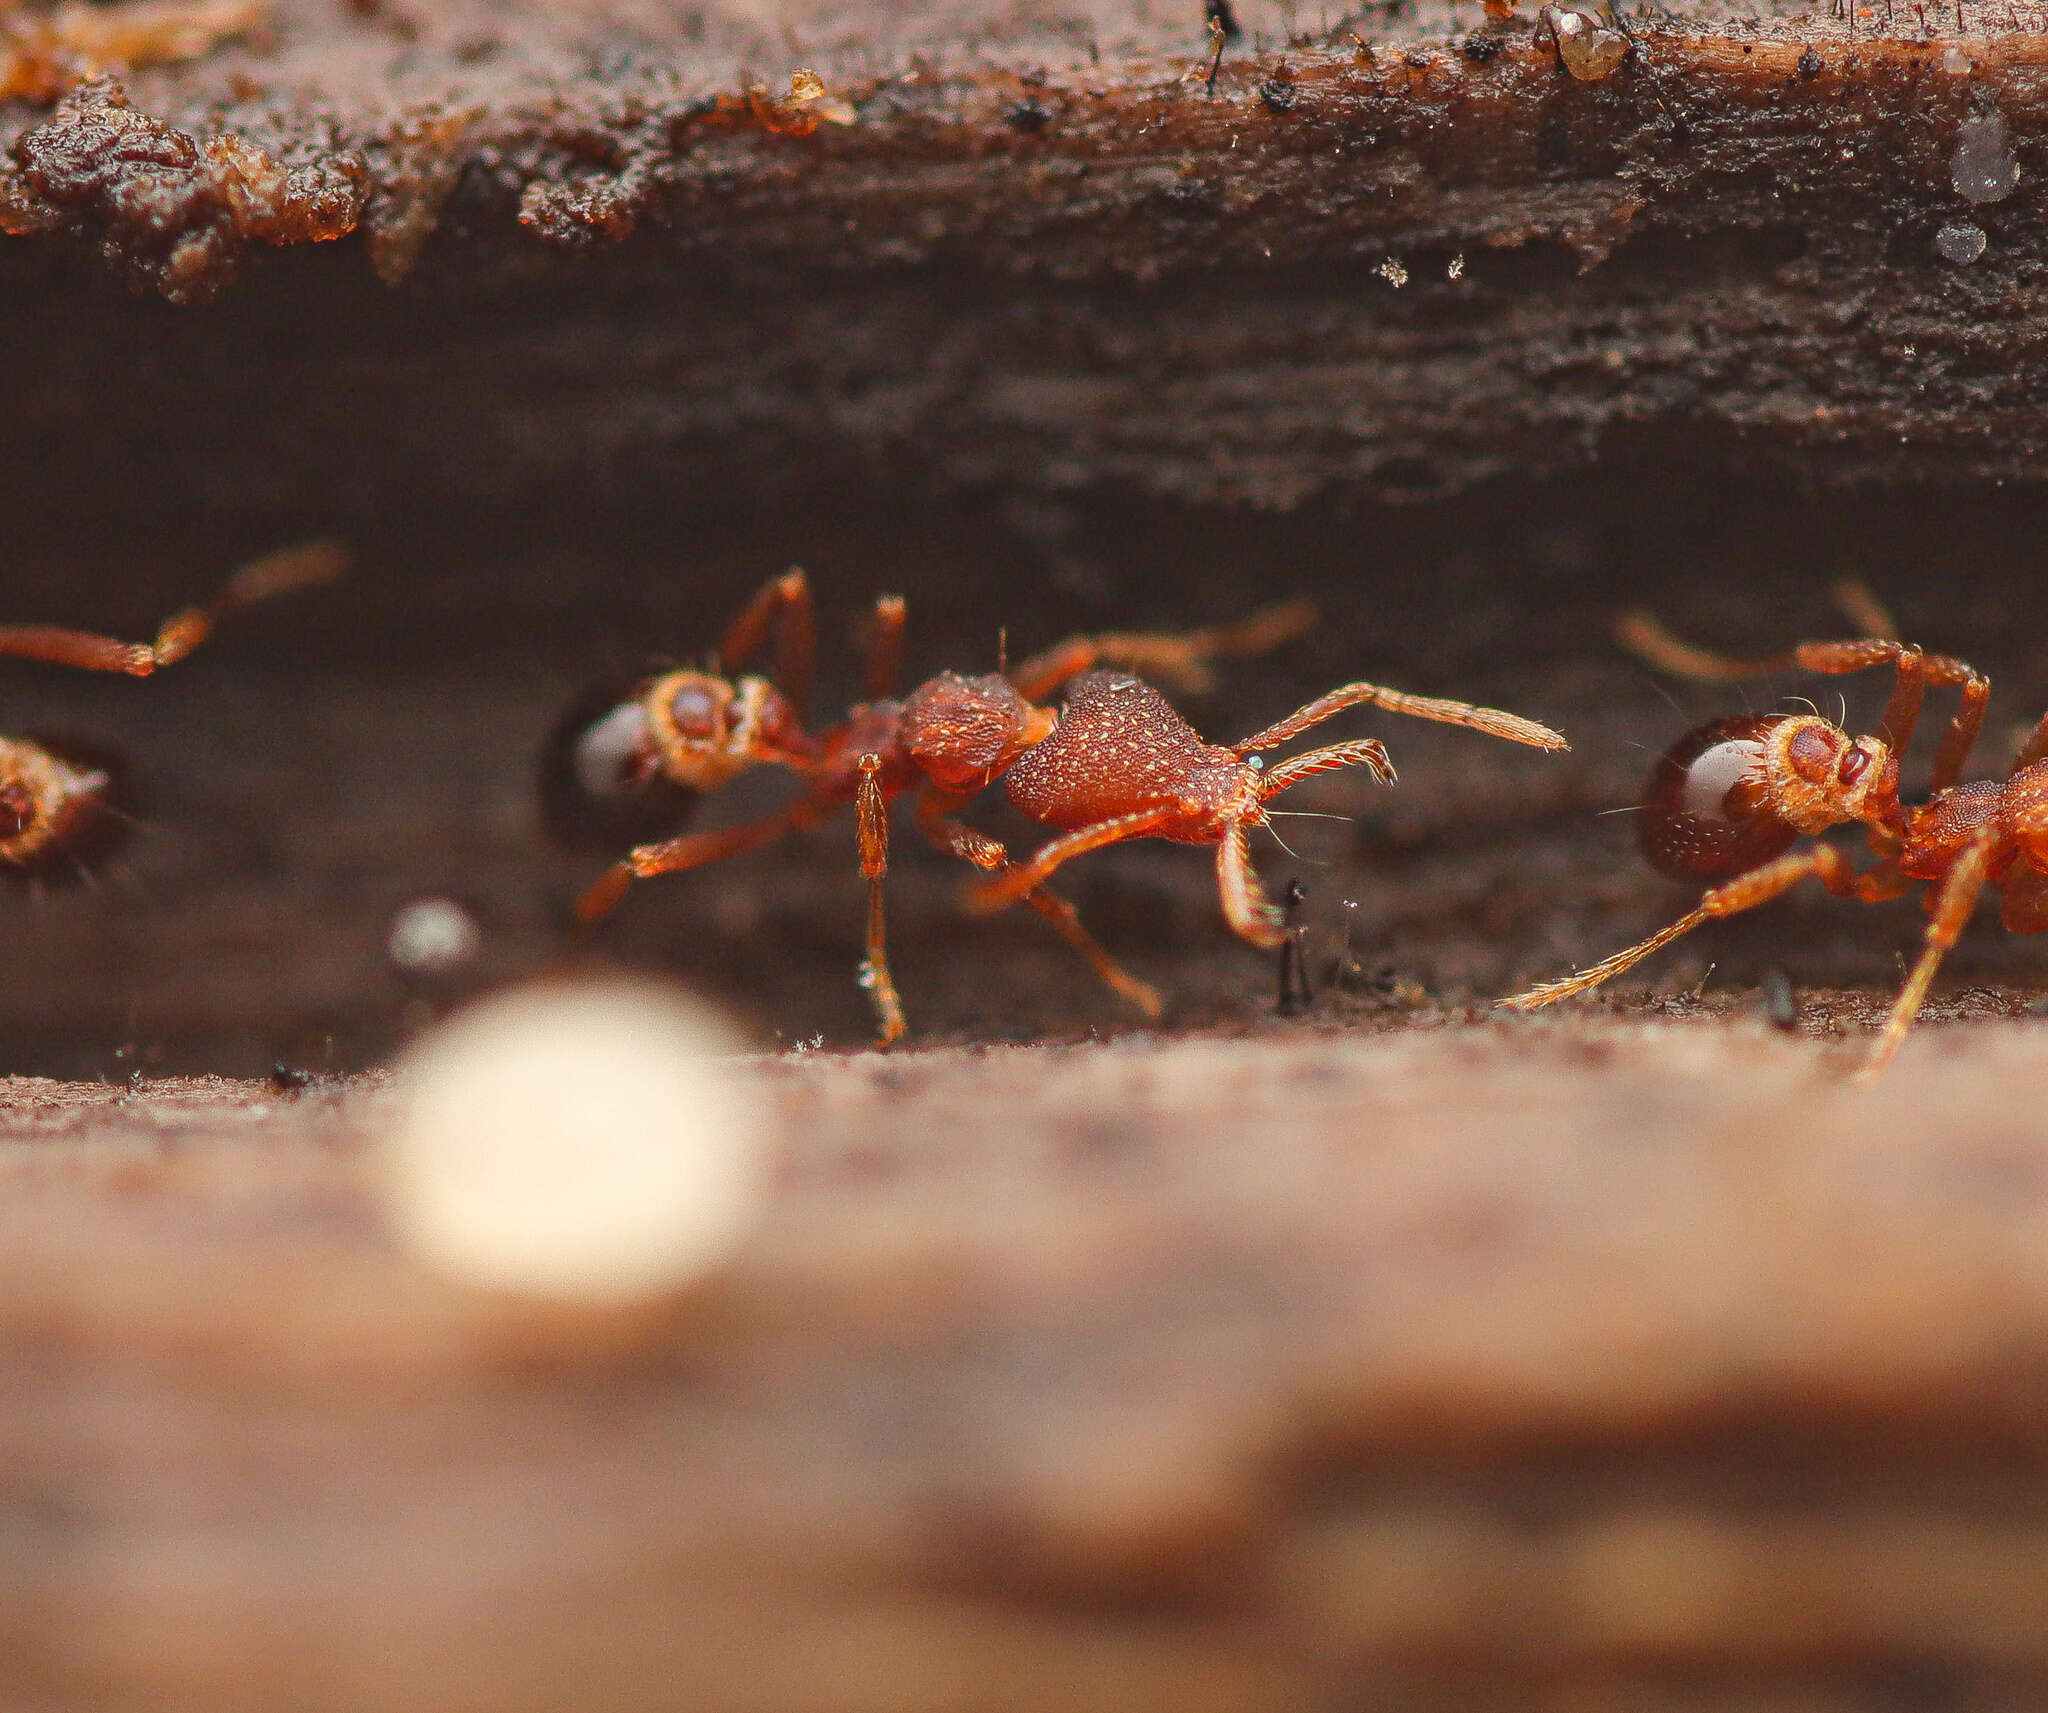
[570,570,1567,1044]
[0,541,343,882]
[1503,595,2048,1076]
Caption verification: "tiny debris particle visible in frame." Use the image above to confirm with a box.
[1377,255,1408,286]
[1448,252,1466,279]
[1543,5,1627,80]
[1936,220,1987,264]
[1796,47,1822,78]
[1259,76,1298,111]
[1951,109,2020,205]
[1759,968,1799,1031]
[1460,32,1504,60]
[1004,97,1050,132]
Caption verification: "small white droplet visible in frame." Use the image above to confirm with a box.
[1951,109,2019,204]
[1936,221,1987,264]
[1448,253,1466,279]
[382,980,766,1303]
[386,896,484,978]
[1940,46,1971,73]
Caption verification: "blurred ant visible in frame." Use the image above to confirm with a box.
[0,541,344,881]
[1502,581,2041,1076]
[571,569,1567,1043]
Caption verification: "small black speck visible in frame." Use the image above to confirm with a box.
[1005,97,1051,132]
[1259,77,1298,110]
[1796,47,1822,78]
[1461,33,1503,60]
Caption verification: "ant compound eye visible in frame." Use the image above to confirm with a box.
[1639,715,1799,881]
[1838,747,1871,787]
[669,681,725,744]
[1786,722,1840,785]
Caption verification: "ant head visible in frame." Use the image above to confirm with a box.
[0,736,123,882]
[897,672,1057,792]
[644,669,807,792]
[1640,713,1892,881]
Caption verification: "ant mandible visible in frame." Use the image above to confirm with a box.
[0,541,344,879]
[1501,586,2037,1076]
[569,570,1569,1044]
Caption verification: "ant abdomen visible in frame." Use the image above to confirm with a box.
[539,681,698,851]
[1639,714,1800,880]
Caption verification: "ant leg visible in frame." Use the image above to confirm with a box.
[1831,577,1899,640]
[1008,599,1317,702]
[0,540,345,676]
[863,595,908,702]
[2012,713,2048,778]
[1237,684,1566,755]
[965,808,1176,914]
[715,569,816,719]
[1859,828,1998,1079]
[1499,845,1905,1011]
[915,787,1161,1018]
[855,756,907,1045]
[576,793,838,923]
[1256,738,1395,798]
[1217,820,1284,946]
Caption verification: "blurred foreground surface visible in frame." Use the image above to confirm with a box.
[8,1021,2048,1711]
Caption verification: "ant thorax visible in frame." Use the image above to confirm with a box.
[644,670,813,791]
[1004,671,1252,840]
[897,672,1055,792]
[0,736,114,873]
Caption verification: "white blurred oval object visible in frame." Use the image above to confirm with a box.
[383,980,767,1301]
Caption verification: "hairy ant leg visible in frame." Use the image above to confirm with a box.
[1255,738,1395,797]
[913,786,1161,1019]
[855,756,906,1044]
[1218,820,1284,946]
[863,594,908,702]
[1501,845,1912,1011]
[714,568,816,718]
[968,808,1177,916]
[576,793,840,924]
[1007,598,1317,701]
[1237,682,1567,754]
[1860,827,1999,1078]
[0,540,344,676]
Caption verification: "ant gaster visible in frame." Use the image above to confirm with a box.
[1502,590,2035,1077]
[573,570,1568,1044]
[0,542,344,878]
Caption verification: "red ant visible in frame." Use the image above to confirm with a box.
[1501,584,2039,1076]
[0,542,344,879]
[571,570,1568,1043]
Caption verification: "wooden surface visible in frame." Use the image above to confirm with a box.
[10,1020,2048,1710]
